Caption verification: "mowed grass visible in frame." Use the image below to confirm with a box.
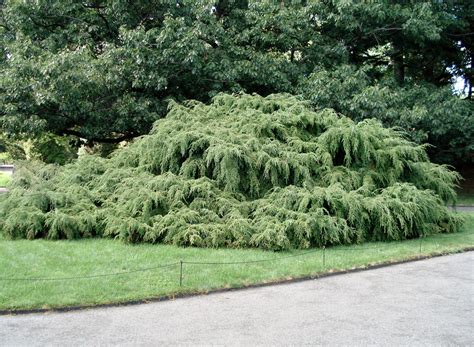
[0,173,10,187]
[457,194,474,206]
[0,213,473,312]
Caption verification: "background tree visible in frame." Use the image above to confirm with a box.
[0,0,472,165]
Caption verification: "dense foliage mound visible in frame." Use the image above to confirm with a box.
[0,94,462,250]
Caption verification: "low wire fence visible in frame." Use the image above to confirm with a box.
[0,237,428,286]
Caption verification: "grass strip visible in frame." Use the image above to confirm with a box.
[457,194,474,206]
[0,173,10,187]
[0,213,473,312]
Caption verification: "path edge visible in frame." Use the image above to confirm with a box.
[2,247,473,316]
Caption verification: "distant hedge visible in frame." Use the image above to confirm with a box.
[0,94,462,250]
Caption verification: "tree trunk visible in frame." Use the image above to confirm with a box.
[468,79,472,99]
[392,40,404,86]
[468,52,473,99]
[423,63,434,84]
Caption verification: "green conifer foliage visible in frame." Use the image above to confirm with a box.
[0,94,462,250]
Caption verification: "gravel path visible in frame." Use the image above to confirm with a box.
[449,205,474,213]
[1,252,473,346]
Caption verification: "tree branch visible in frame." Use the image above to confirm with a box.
[61,129,139,143]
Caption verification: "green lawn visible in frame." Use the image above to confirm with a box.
[457,167,474,206]
[457,194,474,206]
[0,173,10,187]
[0,213,473,312]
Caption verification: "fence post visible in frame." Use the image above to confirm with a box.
[323,246,326,267]
[179,260,183,286]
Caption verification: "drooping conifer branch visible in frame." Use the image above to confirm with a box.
[0,94,462,250]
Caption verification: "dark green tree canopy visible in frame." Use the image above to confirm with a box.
[1,0,472,166]
[0,0,307,143]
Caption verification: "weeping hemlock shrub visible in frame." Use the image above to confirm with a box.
[0,94,462,250]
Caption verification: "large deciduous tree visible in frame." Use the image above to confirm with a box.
[0,0,306,144]
[0,0,472,165]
